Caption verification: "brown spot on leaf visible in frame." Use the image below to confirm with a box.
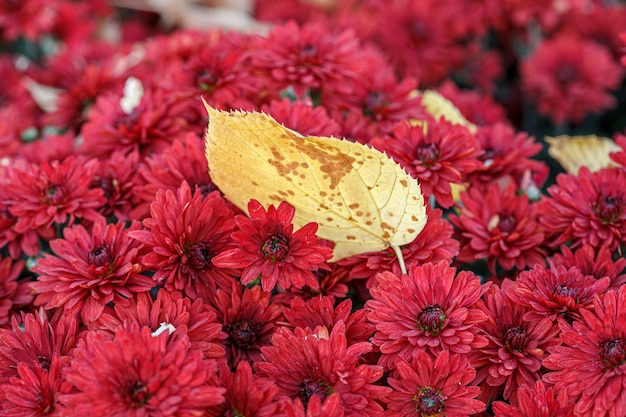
[346,235,356,240]
[349,203,360,209]
[400,179,408,188]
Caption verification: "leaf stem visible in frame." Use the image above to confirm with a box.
[391,245,407,275]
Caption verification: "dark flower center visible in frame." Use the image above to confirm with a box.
[600,338,626,368]
[88,246,113,267]
[298,44,317,63]
[196,182,218,198]
[414,386,446,417]
[504,326,527,352]
[416,143,440,167]
[364,91,387,115]
[417,305,446,336]
[594,195,623,223]
[197,69,218,93]
[552,284,580,300]
[115,109,140,131]
[408,20,429,44]
[187,241,213,270]
[226,319,259,348]
[37,354,51,370]
[497,215,517,234]
[298,379,333,407]
[128,380,151,408]
[556,64,578,84]
[261,234,289,263]
[93,176,116,199]
[44,185,66,205]
[224,409,245,417]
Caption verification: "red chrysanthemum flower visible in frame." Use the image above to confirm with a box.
[521,34,622,124]
[0,178,42,259]
[491,380,574,417]
[5,156,105,237]
[339,206,459,286]
[31,217,153,324]
[132,133,219,220]
[80,82,199,158]
[261,98,342,137]
[366,261,489,370]
[551,244,626,288]
[505,263,610,323]
[370,119,481,208]
[537,167,626,252]
[206,361,280,417]
[129,182,237,300]
[468,123,548,191]
[0,0,55,41]
[210,283,282,367]
[89,288,225,360]
[61,326,225,416]
[247,21,369,101]
[543,286,626,417]
[436,80,508,127]
[0,257,30,327]
[44,62,123,132]
[331,71,426,143]
[472,285,560,404]
[166,39,258,111]
[255,322,390,417]
[385,350,485,417]
[212,199,332,292]
[450,183,546,274]
[0,311,77,385]
[0,353,72,417]
[90,150,140,221]
[368,1,464,86]
[283,296,374,345]
[15,132,76,164]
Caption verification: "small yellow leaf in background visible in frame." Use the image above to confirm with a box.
[546,135,621,175]
[204,103,427,263]
[418,90,476,132]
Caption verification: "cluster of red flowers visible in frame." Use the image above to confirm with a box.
[1,1,626,416]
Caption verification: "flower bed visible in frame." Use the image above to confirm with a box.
[1,1,626,416]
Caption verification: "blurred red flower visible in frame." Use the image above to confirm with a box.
[543,286,626,417]
[367,262,489,369]
[385,350,485,417]
[212,199,332,292]
[521,34,622,125]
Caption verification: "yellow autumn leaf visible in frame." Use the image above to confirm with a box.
[418,90,476,132]
[546,135,621,175]
[204,103,427,264]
